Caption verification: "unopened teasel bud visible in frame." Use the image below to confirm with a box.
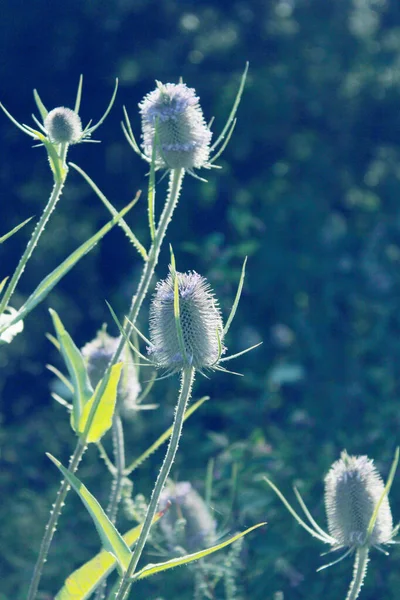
[158,481,216,552]
[148,270,225,373]
[324,451,393,547]
[44,107,83,144]
[139,82,212,171]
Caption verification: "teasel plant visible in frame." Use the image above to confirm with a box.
[25,66,252,600]
[106,248,262,600]
[0,76,121,346]
[264,449,400,600]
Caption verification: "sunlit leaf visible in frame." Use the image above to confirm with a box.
[55,511,166,600]
[47,455,132,573]
[78,363,123,443]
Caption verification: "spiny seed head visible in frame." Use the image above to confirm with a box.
[324,451,393,548]
[148,270,225,373]
[44,107,83,144]
[81,330,141,417]
[158,481,216,552]
[139,82,212,171]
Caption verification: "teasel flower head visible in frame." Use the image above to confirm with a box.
[264,449,399,599]
[144,256,259,377]
[44,107,83,144]
[139,82,212,172]
[148,270,225,374]
[122,64,249,179]
[158,481,217,552]
[324,451,394,549]
[81,329,141,417]
[0,77,118,180]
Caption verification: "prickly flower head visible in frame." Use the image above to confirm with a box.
[148,271,225,373]
[139,82,212,171]
[324,451,393,548]
[44,107,83,144]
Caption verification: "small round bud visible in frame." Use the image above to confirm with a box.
[148,271,225,373]
[324,451,393,547]
[139,82,212,171]
[44,107,83,144]
[81,330,141,417]
[158,481,216,552]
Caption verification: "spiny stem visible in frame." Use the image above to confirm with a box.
[0,176,66,317]
[26,440,87,600]
[94,411,125,600]
[346,546,369,600]
[114,366,196,600]
[27,168,184,599]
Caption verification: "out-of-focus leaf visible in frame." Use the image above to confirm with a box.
[47,455,132,573]
[49,309,93,432]
[78,363,123,443]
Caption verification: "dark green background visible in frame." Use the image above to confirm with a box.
[1,1,400,599]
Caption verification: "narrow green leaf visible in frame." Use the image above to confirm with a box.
[0,199,136,338]
[49,309,93,431]
[33,89,48,120]
[55,511,166,600]
[78,363,123,443]
[74,75,83,114]
[0,277,8,296]
[124,396,210,475]
[134,523,266,580]
[169,247,187,364]
[0,217,34,244]
[47,454,132,573]
[223,257,247,337]
[69,163,147,261]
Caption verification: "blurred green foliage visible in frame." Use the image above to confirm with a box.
[1,0,400,598]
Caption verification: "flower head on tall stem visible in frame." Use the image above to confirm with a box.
[0,76,118,181]
[264,449,399,600]
[122,63,248,180]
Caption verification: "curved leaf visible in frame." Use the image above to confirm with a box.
[55,511,166,600]
[134,522,266,580]
[47,455,132,573]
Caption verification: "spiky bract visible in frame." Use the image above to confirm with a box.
[148,271,225,373]
[139,82,212,171]
[44,107,83,144]
[324,451,393,548]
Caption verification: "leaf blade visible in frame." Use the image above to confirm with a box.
[78,363,123,443]
[47,455,132,573]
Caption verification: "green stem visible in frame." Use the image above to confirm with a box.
[114,367,196,600]
[346,546,369,600]
[26,440,87,600]
[94,411,126,600]
[0,176,66,316]
[27,168,184,599]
